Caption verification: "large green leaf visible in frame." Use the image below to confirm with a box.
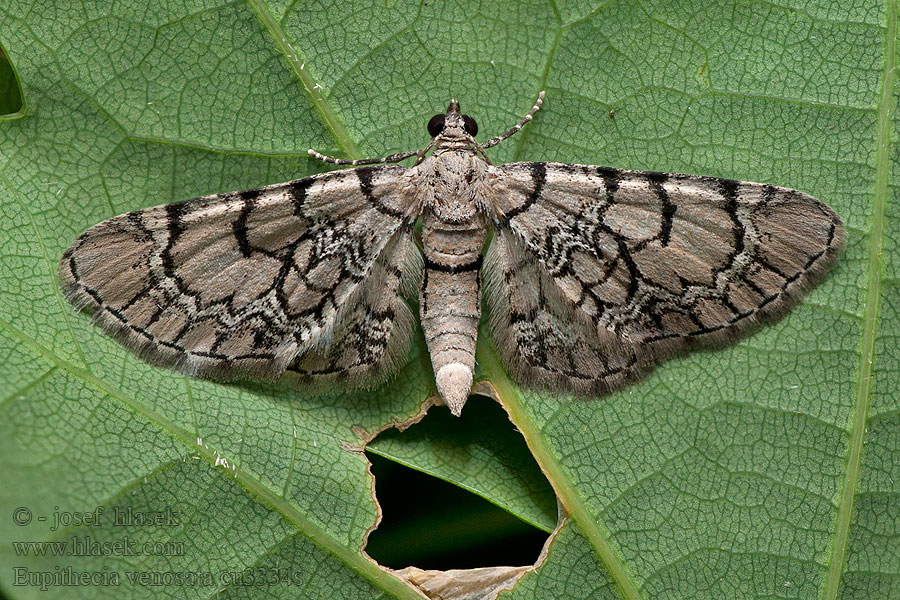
[1,1,897,599]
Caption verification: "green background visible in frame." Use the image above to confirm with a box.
[1,0,897,598]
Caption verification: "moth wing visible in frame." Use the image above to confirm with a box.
[60,165,420,383]
[484,162,844,393]
[286,230,423,387]
[484,229,645,394]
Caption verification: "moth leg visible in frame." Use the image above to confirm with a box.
[411,137,440,166]
[480,90,545,149]
[307,148,419,165]
[467,136,493,165]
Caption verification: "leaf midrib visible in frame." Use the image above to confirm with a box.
[477,338,643,600]
[821,1,896,598]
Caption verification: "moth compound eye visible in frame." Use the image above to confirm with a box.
[462,115,478,137]
[427,114,445,138]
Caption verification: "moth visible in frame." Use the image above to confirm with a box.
[60,92,845,416]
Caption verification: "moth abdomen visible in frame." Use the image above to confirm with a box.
[419,207,486,416]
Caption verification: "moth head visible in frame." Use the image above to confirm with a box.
[427,99,478,139]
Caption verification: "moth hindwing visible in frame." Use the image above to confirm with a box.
[61,91,844,416]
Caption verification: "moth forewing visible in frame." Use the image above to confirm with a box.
[60,171,418,385]
[61,91,844,416]
[485,163,844,384]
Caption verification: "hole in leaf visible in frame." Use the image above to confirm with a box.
[0,44,23,116]
[365,395,557,570]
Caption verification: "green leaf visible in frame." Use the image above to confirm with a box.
[1,1,897,599]
[367,394,558,534]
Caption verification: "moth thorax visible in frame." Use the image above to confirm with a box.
[430,198,481,224]
[428,153,484,223]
